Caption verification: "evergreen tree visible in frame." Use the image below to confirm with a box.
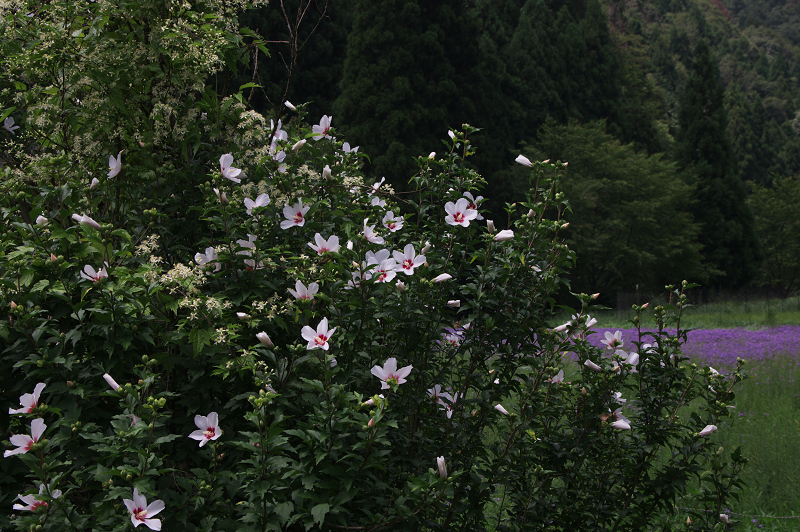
[334,0,481,186]
[676,40,761,287]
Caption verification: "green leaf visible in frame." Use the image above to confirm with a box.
[310,503,329,527]
[188,328,214,356]
[153,434,181,446]
[274,501,294,525]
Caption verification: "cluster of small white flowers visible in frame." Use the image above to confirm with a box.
[250,293,290,320]
[179,297,204,321]
[342,174,365,191]
[295,165,323,185]
[206,297,231,315]
[160,263,205,294]
[136,235,160,256]
[214,327,228,345]
[142,268,160,284]
[149,255,164,266]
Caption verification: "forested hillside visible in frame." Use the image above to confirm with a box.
[238,0,800,300]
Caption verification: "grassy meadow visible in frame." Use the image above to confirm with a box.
[566,296,800,530]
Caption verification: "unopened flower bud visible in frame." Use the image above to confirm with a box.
[428,152,436,159]
[584,360,602,372]
[103,373,122,391]
[515,154,532,167]
[433,273,452,283]
[591,293,600,300]
[494,404,509,415]
[421,241,431,254]
[292,139,306,151]
[436,456,447,478]
[284,100,296,110]
[236,312,251,320]
[487,220,495,233]
[90,178,100,190]
[323,165,332,179]
[494,230,514,242]
[256,332,273,348]
[36,215,49,227]
[396,280,405,292]
[50,253,57,262]
[213,188,228,205]
[447,300,460,308]
[368,418,375,428]
[527,209,535,219]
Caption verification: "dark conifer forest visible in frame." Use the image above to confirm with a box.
[241,0,800,300]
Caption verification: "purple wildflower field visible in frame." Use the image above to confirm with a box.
[587,326,800,370]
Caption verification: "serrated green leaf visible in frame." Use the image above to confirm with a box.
[310,503,329,526]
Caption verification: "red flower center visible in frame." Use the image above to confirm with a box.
[453,213,464,223]
[134,507,147,521]
[293,212,303,224]
[204,427,216,439]
[315,335,328,346]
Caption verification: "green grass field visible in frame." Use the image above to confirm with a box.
[568,295,800,330]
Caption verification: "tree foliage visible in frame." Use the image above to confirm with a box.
[676,40,761,287]
[0,1,748,530]
[526,120,702,299]
[748,177,800,297]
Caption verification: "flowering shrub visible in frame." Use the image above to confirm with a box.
[1,1,746,530]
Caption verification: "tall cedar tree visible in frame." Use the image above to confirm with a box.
[484,0,623,216]
[335,0,481,187]
[676,40,761,287]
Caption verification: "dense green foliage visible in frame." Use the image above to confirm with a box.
[525,120,702,299]
[0,1,750,530]
[676,39,761,288]
[748,178,800,297]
